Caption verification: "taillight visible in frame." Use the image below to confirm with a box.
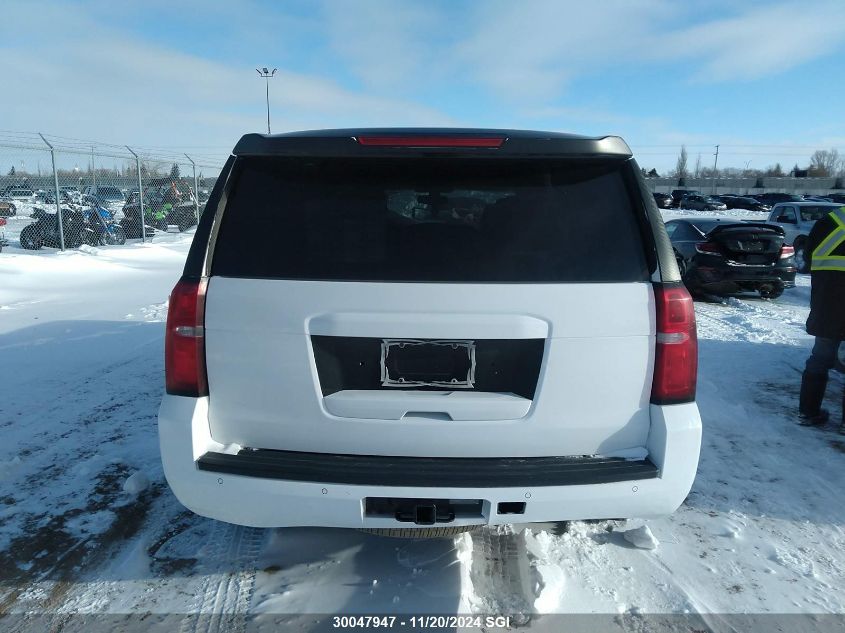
[356,136,505,148]
[779,245,795,259]
[0,217,6,226]
[651,284,697,404]
[165,277,208,397]
[694,242,722,256]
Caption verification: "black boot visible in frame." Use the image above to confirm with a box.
[799,371,829,426]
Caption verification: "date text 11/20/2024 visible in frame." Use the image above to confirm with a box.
[332,615,513,629]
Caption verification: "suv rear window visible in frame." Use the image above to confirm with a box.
[211,157,649,283]
[800,206,836,222]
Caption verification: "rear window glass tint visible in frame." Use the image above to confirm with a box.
[800,206,836,222]
[211,157,649,283]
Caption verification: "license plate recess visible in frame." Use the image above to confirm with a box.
[380,339,476,388]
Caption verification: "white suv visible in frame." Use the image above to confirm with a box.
[158,129,702,534]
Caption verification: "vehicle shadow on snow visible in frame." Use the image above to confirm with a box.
[251,527,463,621]
[687,335,845,527]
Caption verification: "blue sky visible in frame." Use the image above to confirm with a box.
[2,0,845,173]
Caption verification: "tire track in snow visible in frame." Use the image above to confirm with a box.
[180,523,265,633]
[695,295,809,346]
[694,306,744,341]
[463,528,536,618]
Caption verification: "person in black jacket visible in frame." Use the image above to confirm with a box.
[799,206,845,430]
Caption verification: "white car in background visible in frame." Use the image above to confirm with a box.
[1,186,35,201]
[767,201,843,272]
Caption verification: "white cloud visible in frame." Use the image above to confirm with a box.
[659,0,845,82]
[455,0,676,100]
[321,0,447,90]
[0,1,457,158]
[449,0,845,99]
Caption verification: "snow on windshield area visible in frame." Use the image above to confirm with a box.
[1,218,844,630]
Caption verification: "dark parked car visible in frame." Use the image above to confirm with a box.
[671,189,701,207]
[826,193,845,204]
[666,218,796,299]
[717,196,770,212]
[0,200,16,217]
[713,195,738,206]
[652,192,673,208]
[802,195,833,202]
[753,193,803,206]
[679,194,728,211]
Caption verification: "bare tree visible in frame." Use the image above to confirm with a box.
[694,153,702,178]
[765,163,784,177]
[675,145,688,179]
[808,149,841,177]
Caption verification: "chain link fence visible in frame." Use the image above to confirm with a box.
[0,133,224,253]
[645,175,844,196]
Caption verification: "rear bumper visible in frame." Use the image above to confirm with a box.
[196,449,660,487]
[690,265,796,292]
[158,395,702,528]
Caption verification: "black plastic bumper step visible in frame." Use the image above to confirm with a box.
[197,449,658,488]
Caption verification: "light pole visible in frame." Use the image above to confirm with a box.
[712,144,720,194]
[256,67,277,134]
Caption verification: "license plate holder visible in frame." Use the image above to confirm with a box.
[381,339,476,388]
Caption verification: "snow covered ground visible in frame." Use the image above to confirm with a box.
[1,220,844,628]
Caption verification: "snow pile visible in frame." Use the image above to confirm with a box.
[140,300,169,322]
[524,529,565,612]
[622,525,659,550]
[122,471,150,495]
[662,208,766,221]
[454,531,478,611]
[0,456,23,482]
[603,447,649,461]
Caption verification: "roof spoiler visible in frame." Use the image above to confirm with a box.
[231,128,633,159]
[711,222,785,236]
